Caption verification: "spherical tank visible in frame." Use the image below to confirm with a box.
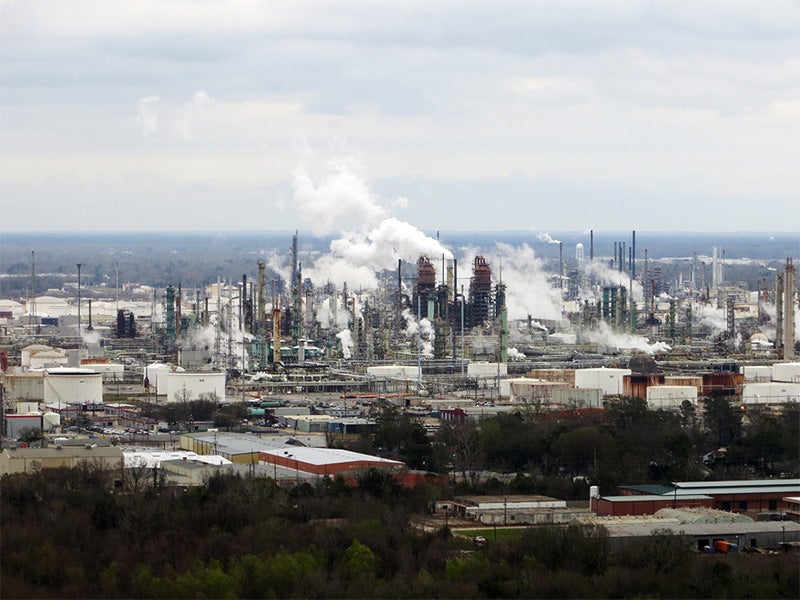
[43,368,103,404]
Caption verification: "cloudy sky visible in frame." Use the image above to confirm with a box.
[1,1,798,233]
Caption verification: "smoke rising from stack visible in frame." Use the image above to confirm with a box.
[291,157,452,288]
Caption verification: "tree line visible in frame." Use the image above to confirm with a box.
[2,462,798,598]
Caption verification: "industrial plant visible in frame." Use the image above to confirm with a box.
[1,231,798,434]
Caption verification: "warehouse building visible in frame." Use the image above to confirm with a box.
[618,479,800,514]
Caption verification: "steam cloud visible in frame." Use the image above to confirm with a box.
[291,157,452,289]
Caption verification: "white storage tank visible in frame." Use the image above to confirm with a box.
[42,411,61,431]
[574,367,631,396]
[164,371,226,403]
[43,368,103,404]
[467,362,508,379]
[741,382,800,405]
[30,350,69,370]
[646,385,698,409]
[83,362,125,382]
[144,362,184,393]
[366,365,421,380]
[21,345,53,368]
[740,365,772,382]
[772,362,800,383]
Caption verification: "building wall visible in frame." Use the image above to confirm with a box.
[592,496,713,516]
[0,447,123,475]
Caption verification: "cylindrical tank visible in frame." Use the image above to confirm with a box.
[646,385,698,409]
[742,382,800,404]
[144,362,185,393]
[740,365,772,382]
[30,350,69,370]
[164,371,226,403]
[43,368,103,404]
[575,367,632,396]
[42,411,61,431]
[22,345,53,368]
[772,362,800,383]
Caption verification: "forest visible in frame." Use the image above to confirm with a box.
[2,398,798,598]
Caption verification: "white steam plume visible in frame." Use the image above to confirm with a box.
[336,329,353,359]
[401,308,434,357]
[293,157,387,235]
[537,232,561,245]
[293,158,452,289]
[507,347,526,361]
[472,243,563,321]
[586,321,671,355]
[582,261,644,301]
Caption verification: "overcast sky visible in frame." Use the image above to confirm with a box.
[1,1,798,234]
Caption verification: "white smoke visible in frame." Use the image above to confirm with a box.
[316,294,351,330]
[401,308,434,357]
[695,304,727,334]
[507,347,526,361]
[336,329,353,359]
[81,328,102,346]
[293,158,452,289]
[586,321,671,355]
[186,324,217,350]
[470,243,563,321]
[582,260,644,302]
[293,157,387,235]
[537,232,561,245]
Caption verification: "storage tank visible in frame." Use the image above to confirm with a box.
[741,382,800,405]
[164,371,226,403]
[772,362,800,383]
[646,385,698,409]
[575,367,631,396]
[467,362,508,379]
[21,345,52,368]
[29,350,69,370]
[366,365,421,380]
[83,362,125,382]
[42,411,61,431]
[508,379,569,404]
[43,368,103,404]
[144,362,185,393]
[740,365,772,382]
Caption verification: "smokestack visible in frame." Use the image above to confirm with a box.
[632,230,636,279]
[590,230,594,262]
[559,242,564,290]
[453,258,458,301]
[785,258,795,360]
[176,283,182,339]
[398,259,402,294]
[87,299,93,331]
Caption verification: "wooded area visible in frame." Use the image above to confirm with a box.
[2,398,798,598]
